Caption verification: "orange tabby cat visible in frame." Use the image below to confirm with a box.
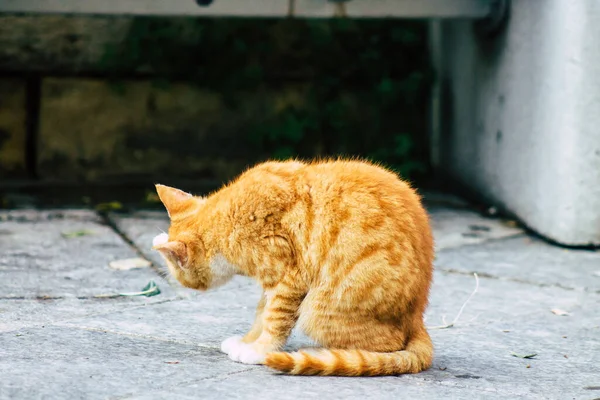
[152,159,434,376]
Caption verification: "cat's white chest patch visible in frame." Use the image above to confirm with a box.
[209,253,238,288]
[264,289,276,302]
[152,233,169,247]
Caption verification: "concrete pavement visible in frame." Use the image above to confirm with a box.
[1,194,599,399]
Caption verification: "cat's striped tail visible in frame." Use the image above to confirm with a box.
[264,328,433,376]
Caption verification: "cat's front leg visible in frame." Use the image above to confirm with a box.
[243,289,267,343]
[220,289,266,356]
[225,279,305,365]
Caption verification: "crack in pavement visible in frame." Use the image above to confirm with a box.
[0,296,175,300]
[108,368,258,400]
[0,298,180,334]
[55,323,219,349]
[97,211,173,284]
[436,267,600,294]
[436,232,527,252]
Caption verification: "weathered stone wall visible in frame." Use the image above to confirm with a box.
[0,15,132,73]
[38,79,313,182]
[0,79,27,179]
[0,15,430,184]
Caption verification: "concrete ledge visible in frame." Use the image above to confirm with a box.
[434,0,600,246]
[0,0,492,19]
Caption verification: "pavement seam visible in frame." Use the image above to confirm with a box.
[0,298,181,334]
[108,368,258,400]
[436,267,600,295]
[55,323,217,349]
[436,232,527,252]
[0,210,102,224]
[0,296,173,300]
[97,211,179,288]
[135,366,530,398]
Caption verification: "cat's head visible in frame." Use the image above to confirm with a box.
[151,184,236,290]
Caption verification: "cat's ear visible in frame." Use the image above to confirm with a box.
[153,240,188,269]
[155,184,193,217]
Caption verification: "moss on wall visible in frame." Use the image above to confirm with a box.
[0,16,431,183]
[0,79,27,178]
[100,18,432,180]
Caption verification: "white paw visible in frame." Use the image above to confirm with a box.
[223,340,266,364]
[220,335,243,355]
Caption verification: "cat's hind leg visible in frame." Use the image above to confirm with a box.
[267,309,433,375]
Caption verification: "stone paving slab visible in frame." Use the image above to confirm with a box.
[56,280,264,349]
[51,269,600,399]
[427,207,523,251]
[0,326,253,400]
[427,275,600,400]
[0,210,176,332]
[436,236,600,293]
[1,204,599,400]
[428,270,599,324]
[0,210,174,298]
[54,271,596,352]
[129,368,521,400]
[107,211,168,264]
[0,298,172,333]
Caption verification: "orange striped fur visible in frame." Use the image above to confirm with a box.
[153,159,434,376]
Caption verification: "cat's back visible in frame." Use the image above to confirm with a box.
[304,159,433,256]
[304,159,408,190]
[303,159,425,215]
[235,159,427,219]
[225,159,433,278]
[229,159,429,231]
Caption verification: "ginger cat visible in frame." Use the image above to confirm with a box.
[152,159,434,376]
